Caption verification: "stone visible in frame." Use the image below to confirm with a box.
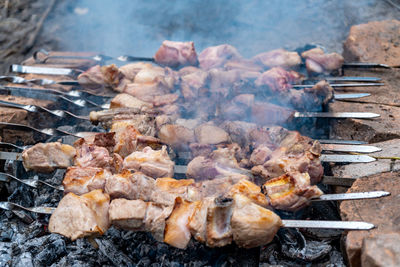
[329,101,400,143]
[340,171,400,267]
[332,139,400,178]
[343,20,400,66]
[361,233,400,267]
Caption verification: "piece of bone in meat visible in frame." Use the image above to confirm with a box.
[22,142,76,173]
[164,197,197,249]
[251,102,295,126]
[74,139,113,170]
[123,146,174,179]
[110,93,153,110]
[188,197,214,243]
[254,67,303,93]
[206,197,234,247]
[198,44,242,70]
[105,170,155,201]
[252,49,301,69]
[301,47,344,73]
[194,123,230,145]
[118,62,153,80]
[231,193,282,248]
[48,189,110,241]
[262,172,323,211]
[109,198,148,231]
[154,40,198,68]
[158,124,195,150]
[63,167,112,195]
[144,202,174,242]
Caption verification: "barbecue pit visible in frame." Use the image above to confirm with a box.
[1,1,400,266]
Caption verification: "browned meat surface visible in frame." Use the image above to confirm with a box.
[187,197,214,243]
[111,121,141,158]
[301,47,344,73]
[249,145,273,166]
[158,124,195,150]
[151,178,197,205]
[22,142,76,173]
[164,197,197,249]
[110,93,153,110]
[77,65,104,85]
[206,197,233,247]
[262,172,323,211]
[105,170,155,201]
[124,82,169,102]
[225,179,269,208]
[63,167,111,195]
[74,139,114,170]
[231,193,281,248]
[252,49,301,69]
[48,189,110,240]
[109,198,148,231]
[154,40,198,68]
[123,146,174,178]
[144,202,174,242]
[251,102,295,126]
[220,120,257,148]
[194,123,230,145]
[251,136,323,184]
[198,44,242,70]
[254,67,303,93]
[180,70,209,100]
[118,62,153,80]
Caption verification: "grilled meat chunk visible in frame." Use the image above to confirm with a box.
[154,40,198,68]
[77,65,104,85]
[63,167,111,195]
[105,170,155,201]
[301,47,344,73]
[262,172,323,211]
[111,121,141,158]
[188,197,214,243]
[74,139,114,170]
[254,67,303,93]
[152,177,197,205]
[198,44,242,70]
[158,124,195,150]
[123,146,174,178]
[110,93,153,110]
[231,193,281,248]
[251,102,295,126]
[22,142,76,173]
[48,189,110,240]
[109,198,148,231]
[252,49,301,69]
[164,197,197,249]
[194,123,230,145]
[118,62,153,80]
[144,202,174,242]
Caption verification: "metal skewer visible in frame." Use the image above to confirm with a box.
[0,122,85,138]
[0,172,63,191]
[342,62,391,69]
[0,100,90,121]
[293,83,385,89]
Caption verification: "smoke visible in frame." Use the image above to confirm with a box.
[44,0,398,58]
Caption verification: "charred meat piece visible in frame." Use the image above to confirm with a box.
[109,198,148,231]
[111,121,141,158]
[252,49,301,69]
[48,189,110,240]
[251,135,323,184]
[22,142,76,173]
[164,197,197,249]
[301,47,344,73]
[254,67,303,93]
[231,193,282,248]
[262,172,323,211]
[303,80,334,106]
[123,146,174,178]
[154,40,198,68]
[63,167,112,195]
[105,170,155,201]
[198,44,242,70]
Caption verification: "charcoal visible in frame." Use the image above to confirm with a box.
[0,242,12,266]
[96,238,134,267]
[13,252,34,267]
